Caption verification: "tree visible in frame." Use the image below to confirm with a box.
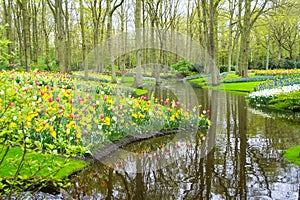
[19,0,31,72]
[80,0,88,80]
[132,0,143,88]
[88,0,105,72]
[106,0,124,83]
[227,0,238,71]
[47,0,67,72]
[209,0,221,86]
[238,0,272,77]
[269,6,300,60]
[3,0,14,65]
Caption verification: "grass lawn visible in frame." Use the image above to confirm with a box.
[221,81,264,93]
[189,78,264,95]
[0,146,86,179]
[284,145,300,166]
[120,76,151,96]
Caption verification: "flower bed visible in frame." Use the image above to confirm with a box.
[253,69,300,76]
[247,83,300,111]
[254,76,300,91]
[0,70,210,196]
[222,76,274,83]
[0,70,209,154]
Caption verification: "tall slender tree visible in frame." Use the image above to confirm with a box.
[132,0,143,88]
[19,0,31,72]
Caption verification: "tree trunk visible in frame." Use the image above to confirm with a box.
[208,0,219,86]
[42,0,49,64]
[132,0,143,88]
[54,0,66,72]
[91,0,102,73]
[238,0,250,77]
[107,0,124,83]
[80,0,87,79]
[278,41,282,62]
[201,0,209,73]
[13,4,24,66]
[266,28,270,70]
[107,0,116,83]
[31,1,38,64]
[3,0,14,65]
[227,0,236,72]
[21,0,31,72]
[65,0,71,72]
[120,4,126,83]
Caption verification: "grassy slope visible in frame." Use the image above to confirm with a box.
[0,147,86,179]
[284,145,300,166]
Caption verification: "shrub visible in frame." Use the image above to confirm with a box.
[171,60,193,73]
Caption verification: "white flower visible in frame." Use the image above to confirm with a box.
[13,116,17,121]
[51,116,56,122]
[248,84,300,103]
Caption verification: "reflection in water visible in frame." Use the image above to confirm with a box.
[68,87,300,200]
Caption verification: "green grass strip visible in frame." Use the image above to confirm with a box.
[0,146,86,179]
[189,78,264,95]
[135,89,148,96]
[284,145,300,166]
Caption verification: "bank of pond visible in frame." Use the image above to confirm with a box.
[0,69,299,198]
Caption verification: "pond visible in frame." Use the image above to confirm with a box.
[67,82,300,200]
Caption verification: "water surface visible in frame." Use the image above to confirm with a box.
[69,86,300,200]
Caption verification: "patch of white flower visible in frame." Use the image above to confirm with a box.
[248,84,300,98]
[248,88,282,98]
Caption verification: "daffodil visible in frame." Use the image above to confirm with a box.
[104,117,110,126]
[49,126,56,138]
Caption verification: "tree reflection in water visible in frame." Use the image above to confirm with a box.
[68,88,300,200]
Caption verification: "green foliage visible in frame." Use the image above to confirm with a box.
[184,74,204,81]
[269,90,300,112]
[250,58,300,70]
[171,60,193,73]
[0,28,13,70]
[219,65,236,73]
